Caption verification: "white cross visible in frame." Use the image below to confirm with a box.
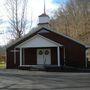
[11,49,19,64]
[11,49,19,52]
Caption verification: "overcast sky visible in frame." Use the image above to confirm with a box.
[0,0,67,45]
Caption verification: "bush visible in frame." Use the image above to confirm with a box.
[87,61,90,68]
[0,54,6,64]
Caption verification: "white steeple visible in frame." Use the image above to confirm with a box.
[38,0,50,25]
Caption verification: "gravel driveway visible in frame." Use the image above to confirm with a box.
[0,69,90,90]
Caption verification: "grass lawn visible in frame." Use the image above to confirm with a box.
[0,63,6,69]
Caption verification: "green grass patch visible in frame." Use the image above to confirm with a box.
[0,63,6,69]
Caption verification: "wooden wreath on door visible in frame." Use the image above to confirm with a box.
[45,50,49,55]
[39,50,43,55]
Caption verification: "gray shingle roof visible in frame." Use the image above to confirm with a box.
[7,25,89,49]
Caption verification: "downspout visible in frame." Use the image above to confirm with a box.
[14,48,16,65]
[85,48,88,68]
[64,47,66,66]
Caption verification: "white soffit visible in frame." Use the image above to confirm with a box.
[17,34,62,48]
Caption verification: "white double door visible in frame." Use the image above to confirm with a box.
[37,49,51,65]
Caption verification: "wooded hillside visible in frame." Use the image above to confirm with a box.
[50,0,90,45]
[50,0,90,60]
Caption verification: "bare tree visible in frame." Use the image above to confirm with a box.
[6,0,28,39]
[50,4,71,36]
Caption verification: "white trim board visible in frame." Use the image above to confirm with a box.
[19,65,58,67]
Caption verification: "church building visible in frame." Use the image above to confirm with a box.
[6,11,88,70]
